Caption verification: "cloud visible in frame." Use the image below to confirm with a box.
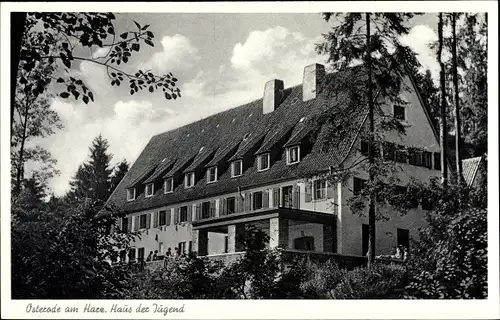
[230,26,324,86]
[140,34,200,74]
[399,24,439,82]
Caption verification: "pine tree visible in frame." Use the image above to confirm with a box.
[68,134,113,203]
[110,159,129,194]
[316,13,419,266]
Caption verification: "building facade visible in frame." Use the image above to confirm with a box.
[106,63,443,263]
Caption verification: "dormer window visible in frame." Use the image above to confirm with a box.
[127,188,136,201]
[185,172,195,188]
[257,153,270,172]
[145,183,154,197]
[164,178,173,194]
[231,160,243,178]
[207,166,218,184]
[287,145,300,165]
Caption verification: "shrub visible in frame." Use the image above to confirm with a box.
[405,207,487,299]
[330,263,407,299]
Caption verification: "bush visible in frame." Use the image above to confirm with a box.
[330,263,407,299]
[299,259,344,298]
[405,207,487,299]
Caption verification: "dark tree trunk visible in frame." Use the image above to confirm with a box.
[366,12,376,267]
[437,13,449,187]
[11,12,27,139]
[451,13,463,189]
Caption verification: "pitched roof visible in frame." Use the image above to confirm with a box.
[462,156,483,187]
[107,69,381,214]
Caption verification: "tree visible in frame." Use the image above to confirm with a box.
[67,134,113,203]
[437,13,449,187]
[110,159,129,194]
[12,12,182,136]
[11,199,136,298]
[450,13,463,188]
[316,13,419,266]
[456,13,487,157]
[11,60,62,196]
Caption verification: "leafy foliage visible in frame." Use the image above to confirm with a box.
[405,206,487,299]
[330,263,407,299]
[17,12,181,106]
[11,200,136,299]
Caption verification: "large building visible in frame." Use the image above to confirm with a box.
[106,63,444,263]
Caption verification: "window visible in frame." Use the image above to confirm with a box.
[224,235,229,253]
[434,152,441,170]
[121,217,129,231]
[119,250,127,262]
[138,247,145,261]
[287,146,300,164]
[422,151,432,169]
[360,138,369,156]
[353,177,367,195]
[164,178,173,193]
[282,186,293,208]
[383,142,395,161]
[185,172,195,188]
[159,210,167,226]
[408,148,423,166]
[397,228,410,250]
[395,146,408,163]
[252,191,263,210]
[394,105,406,121]
[139,214,147,229]
[362,224,370,256]
[201,201,210,219]
[226,197,236,214]
[127,188,136,201]
[207,167,217,183]
[257,153,270,171]
[179,206,188,222]
[145,183,154,197]
[313,180,327,200]
[178,242,187,255]
[128,248,136,262]
[231,160,243,177]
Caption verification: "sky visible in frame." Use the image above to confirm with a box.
[35,13,440,196]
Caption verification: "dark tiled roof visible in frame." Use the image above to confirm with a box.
[182,148,217,173]
[143,159,175,184]
[108,70,371,214]
[462,156,483,187]
[126,164,157,188]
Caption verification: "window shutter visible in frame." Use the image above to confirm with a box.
[293,184,300,208]
[210,200,216,217]
[134,216,140,231]
[118,218,123,231]
[127,217,132,232]
[305,181,312,203]
[187,205,193,222]
[245,193,252,211]
[327,181,335,199]
[236,196,244,213]
[220,198,226,216]
[263,190,269,208]
[166,209,172,226]
[146,213,151,229]
[195,203,201,220]
[174,208,179,224]
[273,187,281,208]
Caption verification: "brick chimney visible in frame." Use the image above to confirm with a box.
[302,63,325,101]
[263,79,284,114]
